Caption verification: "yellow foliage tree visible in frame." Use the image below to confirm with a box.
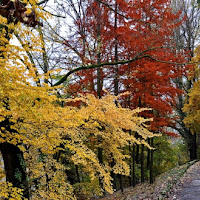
[183,45,200,132]
[0,3,156,199]
[183,82,200,132]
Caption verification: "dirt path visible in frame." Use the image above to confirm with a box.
[166,161,200,200]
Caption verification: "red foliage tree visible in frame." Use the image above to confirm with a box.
[64,0,189,136]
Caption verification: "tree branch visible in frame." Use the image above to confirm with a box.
[97,0,151,24]
[42,8,66,18]
[143,55,192,65]
[14,33,41,87]
[37,0,49,5]
[53,49,192,86]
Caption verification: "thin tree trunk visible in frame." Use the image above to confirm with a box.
[135,133,140,164]
[128,143,131,186]
[96,2,104,194]
[147,138,150,170]
[38,26,49,84]
[150,138,154,184]
[132,144,136,187]
[113,0,125,193]
[119,175,124,193]
[75,165,80,183]
[141,144,144,183]
[96,7,102,99]
[114,1,119,97]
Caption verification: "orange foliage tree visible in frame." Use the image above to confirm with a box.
[63,0,188,135]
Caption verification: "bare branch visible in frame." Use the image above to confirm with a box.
[53,49,192,86]
[14,33,41,86]
[42,8,66,18]
[37,0,49,5]
[97,0,150,24]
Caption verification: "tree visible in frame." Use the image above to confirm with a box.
[0,1,156,199]
[171,0,200,160]
[183,45,200,140]
[48,0,188,187]
[0,1,43,198]
[1,0,196,198]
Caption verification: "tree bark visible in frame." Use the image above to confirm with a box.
[132,144,136,187]
[0,143,29,199]
[147,138,150,170]
[75,165,80,183]
[141,144,144,183]
[119,175,124,193]
[150,138,154,184]
[188,132,197,161]
[135,133,140,164]
[128,144,131,186]
[95,0,105,194]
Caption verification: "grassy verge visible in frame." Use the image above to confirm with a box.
[153,160,197,200]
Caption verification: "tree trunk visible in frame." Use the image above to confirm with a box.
[75,165,80,183]
[135,133,140,164]
[132,144,136,187]
[97,145,104,193]
[147,138,150,170]
[141,144,144,183]
[95,0,105,194]
[113,0,125,192]
[110,162,117,190]
[189,132,197,161]
[150,138,154,184]
[128,144,131,186]
[0,142,29,199]
[119,175,124,193]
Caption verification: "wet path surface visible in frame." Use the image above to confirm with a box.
[176,173,200,199]
[167,162,200,200]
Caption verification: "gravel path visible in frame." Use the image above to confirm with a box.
[166,161,200,200]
